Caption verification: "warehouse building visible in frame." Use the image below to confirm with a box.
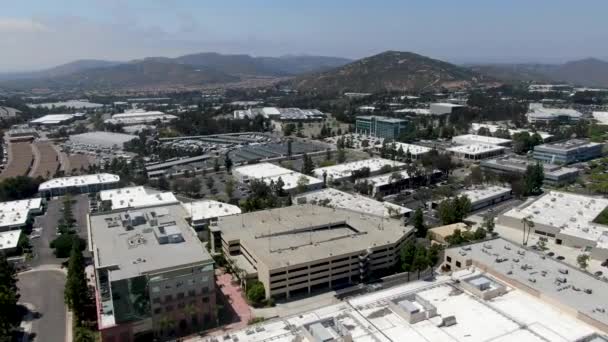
[89,203,216,341]
[312,158,405,182]
[498,191,608,262]
[533,139,603,165]
[7,125,38,142]
[391,142,432,160]
[232,163,323,194]
[293,188,411,219]
[452,134,511,147]
[526,103,582,123]
[443,238,608,333]
[39,173,120,197]
[429,103,465,116]
[359,169,441,197]
[99,186,179,210]
[470,123,553,141]
[0,230,22,255]
[0,198,44,232]
[447,144,505,160]
[480,156,579,185]
[233,107,325,121]
[105,110,178,125]
[431,186,512,212]
[355,116,408,139]
[210,205,414,300]
[68,131,137,150]
[30,114,77,126]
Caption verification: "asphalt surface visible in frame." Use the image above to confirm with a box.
[18,269,67,342]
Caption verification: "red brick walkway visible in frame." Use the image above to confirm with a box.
[215,270,252,331]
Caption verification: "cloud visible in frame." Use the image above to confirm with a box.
[0,18,48,33]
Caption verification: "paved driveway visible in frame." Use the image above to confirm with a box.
[18,268,67,342]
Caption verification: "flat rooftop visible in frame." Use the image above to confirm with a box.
[99,186,179,210]
[234,163,322,190]
[39,173,120,191]
[357,115,407,123]
[205,270,601,342]
[0,198,42,228]
[459,186,511,205]
[216,205,412,269]
[502,191,608,242]
[481,156,579,177]
[453,134,512,146]
[30,114,74,124]
[313,158,405,180]
[451,238,608,330]
[447,144,505,155]
[0,229,21,250]
[293,188,411,218]
[536,139,602,151]
[182,200,241,222]
[69,131,137,148]
[89,204,212,281]
[470,123,553,141]
[393,142,432,156]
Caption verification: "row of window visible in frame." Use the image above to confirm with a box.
[151,287,210,304]
[153,297,211,314]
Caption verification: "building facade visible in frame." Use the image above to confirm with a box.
[355,116,408,140]
[533,139,603,165]
[480,156,579,185]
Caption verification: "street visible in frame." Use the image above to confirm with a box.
[18,268,67,342]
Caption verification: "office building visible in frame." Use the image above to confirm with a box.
[182,200,241,230]
[99,186,179,210]
[452,134,511,147]
[312,158,405,183]
[105,110,178,126]
[480,156,579,185]
[293,188,411,219]
[447,144,505,160]
[0,230,21,255]
[429,103,465,116]
[431,186,512,212]
[355,116,408,140]
[0,198,43,232]
[443,238,608,333]
[38,173,120,197]
[526,103,582,123]
[533,139,603,164]
[498,191,608,262]
[233,107,325,121]
[7,125,38,142]
[470,123,553,141]
[210,205,414,300]
[232,163,323,194]
[29,114,77,126]
[89,204,216,341]
[359,169,441,197]
[428,222,470,245]
[391,142,432,160]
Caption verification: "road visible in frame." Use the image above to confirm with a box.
[18,268,67,342]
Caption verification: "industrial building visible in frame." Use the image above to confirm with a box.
[431,186,512,212]
[312,158,405,182]
[99,186,179,210]
[533,139,603,164]
[391,142,432,160]
[210,205,414,300]
[6,125,38,142]
[68,131,137,150]
[526,103,583,123]
[470,123,553,141]
[0,198,43,232]
[446,144,505,160]
[429,102,465,116]
[0,230,21,255]
[359,169,441,197]
[443,238,608,333]
[232,163,323,194]
[498,191,608,262]
[38,173,120,197]
[27,100,103,109]
[29,114,77,126]
[593,111,608,125]
[233,107,325,121]
[480,156,579,185]
[452,134,511,147]
[105,110,178,125]
[145,155,212,178]
[89,203,216,341]
[293,188,411,219]
[201,262,605,341]
[428,222,470,245]
[355,116,408,140]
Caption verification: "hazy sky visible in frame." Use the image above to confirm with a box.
[1,0,607,71]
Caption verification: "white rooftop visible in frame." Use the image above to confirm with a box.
[0,230,21,250]
[470,123,553,141]
[293,188,411,218]
[39,173,120,191]
[527,104,583,119]
[393,142,432,156]
[206,270,601,342]
[234,163,322,191]
[394,108,431,115]
[452,134,511,146]
[447,144,505,155]
[0,198,43,228]
[182,200,241,222]
[313,158,405,181]
[593,111,608,125]
[459,186,511,206]
[99,186,178,210]
[502,191,608,242]
[30,114,74,125]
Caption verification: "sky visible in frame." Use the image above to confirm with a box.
[1,0,608,72]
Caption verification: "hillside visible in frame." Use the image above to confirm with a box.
[291,51,485,94]
[471,58,608,87]
[1,60,238,90]
[0,59,120,81]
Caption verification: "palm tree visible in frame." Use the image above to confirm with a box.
[521,216,535,246]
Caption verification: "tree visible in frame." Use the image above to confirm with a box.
[65,240,89,325]
[470,166,483,185]
[400,242,417,272]
[157,175,170,191]
[246,280,266,305]
[74,327,96,342]
[413,208,426,238]
[205,176,215,190]
[213,158,221,172]
[296,175,310,194]
[483,215,495,235]
[438,196,471,225]
[577,254,590,270]
[337,148,346,163]
[287,140,293,156]
[521,216,535,246]
[225,177,235,199]
[0,254,19,340]
[301,153,315,175]
[50,234,84,258]
[188,178,202,197]
[224,155,233,173]
[524,163,544,196]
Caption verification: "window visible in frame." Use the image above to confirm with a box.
[154,308,162,314]
[165,295,173,302]
[446,256,452,263]
[176,281,184,288]
[456,261,461,268]
[201,286,209,294]
[202,297,209,303]
[165,305,173,312]
[151,286,160,293]
[178,302,185,309]
[188,290,196,297]
[177,292,185,299]
[152,297,161,304]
